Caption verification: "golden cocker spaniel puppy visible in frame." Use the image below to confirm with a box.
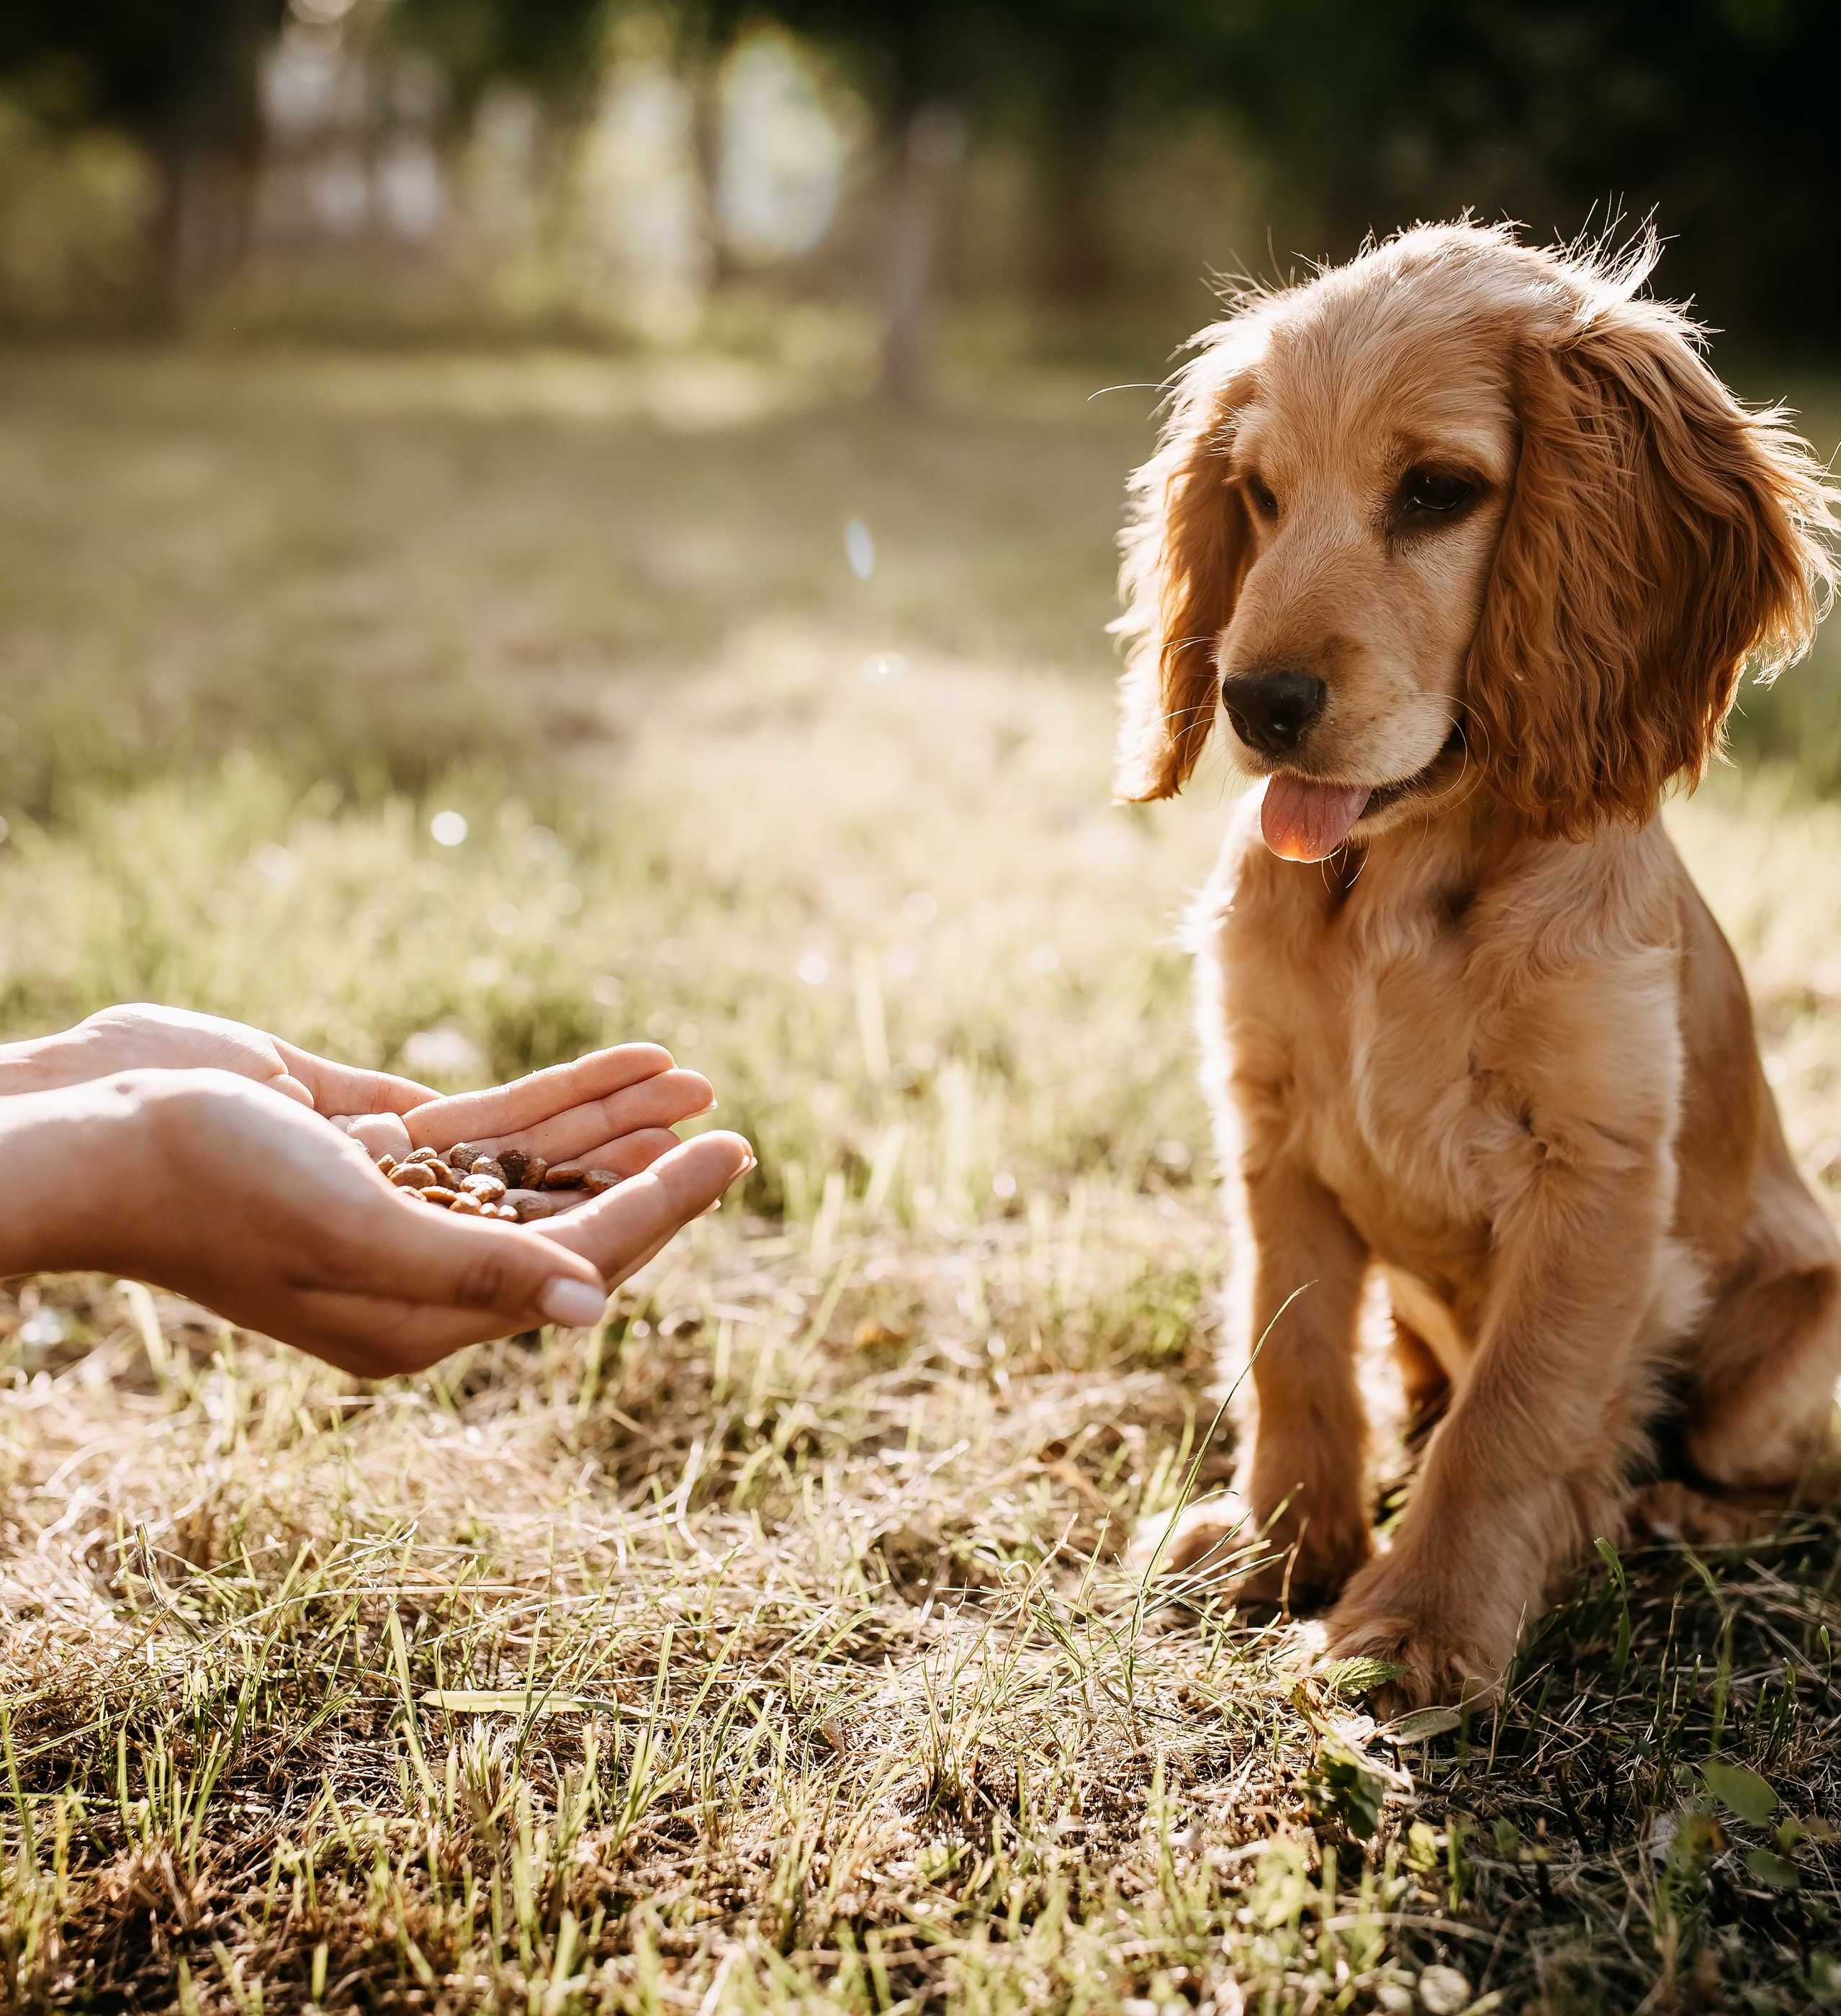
[1118,222,1840,1712]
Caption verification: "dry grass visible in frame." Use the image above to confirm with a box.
[1,345,1840,2014]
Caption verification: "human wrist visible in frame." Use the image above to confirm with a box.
[0,1076,157,1277]
[0,1028,90,1097]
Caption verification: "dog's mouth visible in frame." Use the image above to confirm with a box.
[1259,729,1464,863]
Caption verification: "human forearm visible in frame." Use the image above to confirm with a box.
[0,1075,145,1274]
[0,1005,336,1107]
[0,1027,96,1098]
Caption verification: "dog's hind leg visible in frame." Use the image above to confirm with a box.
[1672,1146,1841,1504]
[1683,1204,1841,1505]
[1630,1479,1788,1547]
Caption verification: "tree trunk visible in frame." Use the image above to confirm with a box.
[141,125,193,330]
[877,102,964,408]
[686,55,738,295]
[137,0,270,328]
[1037,61,1120,306]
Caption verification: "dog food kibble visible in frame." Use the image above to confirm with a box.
[370,1143,585,1225]
[507,1189,562,1220]
[542,1162,621,1194]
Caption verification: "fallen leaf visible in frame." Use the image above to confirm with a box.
[1703,1760,1776,1825]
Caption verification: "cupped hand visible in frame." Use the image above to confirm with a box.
[23,1068,752,1377]
[6,1004,436,1120]
[343,1044,718,1186]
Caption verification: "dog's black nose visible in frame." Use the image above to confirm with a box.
[1220,670,1327,756]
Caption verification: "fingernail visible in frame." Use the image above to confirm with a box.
[539,1278,607,1328]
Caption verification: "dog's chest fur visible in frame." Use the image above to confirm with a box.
[1190,807,1655,1335]
[1223,868,1486,1236]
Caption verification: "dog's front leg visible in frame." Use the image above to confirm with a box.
[1148,1155,1373,1605]
[1325,1114,1673,1712]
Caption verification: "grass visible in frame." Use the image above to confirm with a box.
[1,342,1840,2012]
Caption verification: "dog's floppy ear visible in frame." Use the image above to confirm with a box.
[1112,329,1264,801]
[1467,276,1835,838]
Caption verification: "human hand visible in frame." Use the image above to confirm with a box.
[342,1043,718,1189]
[5,1068,752,1377]
[0,1004,436,1120]
[10,1009,718,1197]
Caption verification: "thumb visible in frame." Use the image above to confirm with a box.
[536,1130,755,1283]
[362,1195,612,1330]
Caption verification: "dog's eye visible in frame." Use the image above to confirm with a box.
[1399,469,1476,518]
[1245,474,1279,520]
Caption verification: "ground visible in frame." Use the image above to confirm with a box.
[2,346,1840,2014]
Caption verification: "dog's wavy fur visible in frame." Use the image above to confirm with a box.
[1119,222,1840,1711]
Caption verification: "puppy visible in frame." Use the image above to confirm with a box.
[1117,223,1840,1711]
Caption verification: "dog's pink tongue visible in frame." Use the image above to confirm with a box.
[1259,775,1372,862]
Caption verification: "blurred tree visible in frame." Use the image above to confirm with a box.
[651,1,756,294]
[390,0,613,122]
[1028,6,1137,307]
[765,0,988,400]
[781,0,1841,374]
[389,0,624,331]
[765,0,1177,397]
[8,0,1834,364]
[1161,0,1841,338]
[392,0,755,296]
[0,0,285,322]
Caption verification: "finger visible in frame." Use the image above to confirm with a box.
[277,1042,438,1117]
[584,1219,683,1282]
[264,1290,523,1377]
[543,1128,680,1183]
[270,1074,318,1109]
[536,1132,754,1284]
[482,1069,714,1167]
[318,1189,611,1330]
[334,1111,413,1161]
[496,1188,588,1220]
[404,1045,676,1151]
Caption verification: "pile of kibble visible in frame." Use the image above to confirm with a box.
[375,1143,621,1224]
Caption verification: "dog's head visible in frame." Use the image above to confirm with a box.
[1114,223,1835,858]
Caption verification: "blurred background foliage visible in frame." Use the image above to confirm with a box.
[2,0,1838,386]
[4,0,1840,787]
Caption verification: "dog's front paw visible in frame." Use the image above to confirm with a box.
[1325,1556,1509,1719]
[1133,1490,1369,1610]
[1132,1491,1261,1593]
